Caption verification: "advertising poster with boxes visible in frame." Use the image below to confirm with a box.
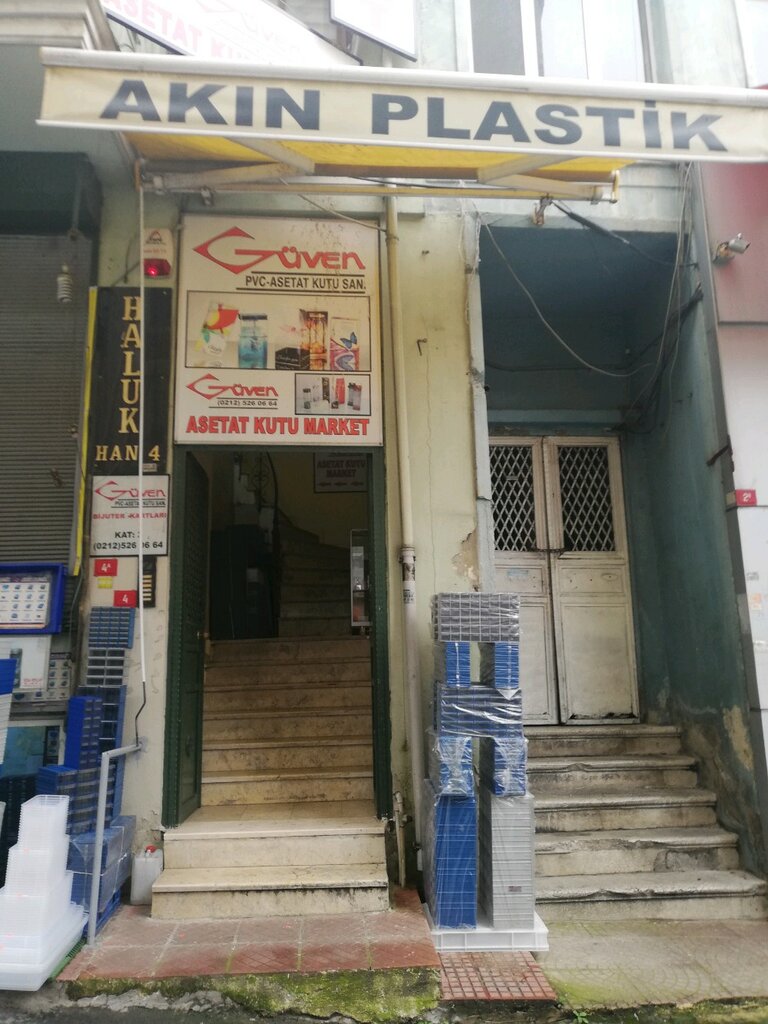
[175,216,382,446]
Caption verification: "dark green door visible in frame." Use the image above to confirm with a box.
[164,451,209,827]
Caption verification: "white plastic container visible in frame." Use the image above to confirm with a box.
[4,842,69,895]
[0,903,86,990]
[17,796,69,846]
[0,873,74,934]
[130,847,163,905]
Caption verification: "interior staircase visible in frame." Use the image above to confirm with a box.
[152,525,389,920]
[528,724,768,921]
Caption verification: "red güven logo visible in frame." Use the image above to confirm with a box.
[187,373,280,400]
[94,481,167,502]
[193,226,366,275]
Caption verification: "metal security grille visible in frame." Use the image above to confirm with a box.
[0,236,91,564]
[558,445,615,552]
[490,444,537,551]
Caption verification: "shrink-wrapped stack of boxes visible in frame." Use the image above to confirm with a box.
[423,593,542,947]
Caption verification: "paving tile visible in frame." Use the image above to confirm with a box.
[439,953,556,1002]
[235,916,302,945]
[153,942,233,978]
[371,939,441,969]
[620,962,740,1004]
[229,942,300,974]
[544,921,690,970]
[174,919,239,946]
[544,967,648,1009]
[301,913,368,945]
[76,944,160,980]
[96,906,178,947]
[56,948,95,982]
[300,942,370,972]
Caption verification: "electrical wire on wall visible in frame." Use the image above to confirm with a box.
[133,181,148,749]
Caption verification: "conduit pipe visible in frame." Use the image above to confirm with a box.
[385,194,424,855]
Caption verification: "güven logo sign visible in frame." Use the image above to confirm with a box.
[187,373,280,401]
[194,226,367,275]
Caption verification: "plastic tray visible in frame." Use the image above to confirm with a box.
[0,904,86,990]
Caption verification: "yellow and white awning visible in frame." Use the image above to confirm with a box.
[38,47,768,200]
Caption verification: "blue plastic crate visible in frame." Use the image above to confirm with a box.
[88,610,135,650]
[479,731,527,796]
[434,683,523,738]
[0,660,15,695]
[84,650,126,686]
[427,729,474,797]
[479,641,520,689]
[434,641,471,688]
[422,779,477,929]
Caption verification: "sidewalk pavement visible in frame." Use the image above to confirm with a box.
[5,892,768,1021]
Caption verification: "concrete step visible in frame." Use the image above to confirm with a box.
[536,869,768,922]
[163,802,386,870]
[203,679,372,713]
[203,736,373,773]
[282,583,348,602]
[204,706,372,741]
[279,617,351,637]
[152,863,389,919]
[281,566,348,587]
[201,766,374,805]
[535,827,741,876]
[528,754,698,792]
[206,659,370,688]
[534,788,718,832]
[281,551,348,571]
[526,725,682,758]
[208,636,369,665]
[280,600,349,619]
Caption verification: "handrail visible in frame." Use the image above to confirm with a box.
[87,742,141,947]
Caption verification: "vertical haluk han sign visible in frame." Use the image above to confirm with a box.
[175,216,382,447]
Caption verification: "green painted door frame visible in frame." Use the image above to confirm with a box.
[163,445,392,827]
[163,449,209,828]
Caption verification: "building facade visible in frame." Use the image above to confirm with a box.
[1,0,768,922]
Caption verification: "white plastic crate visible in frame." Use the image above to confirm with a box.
[424,905,549,952]
[0,903,86,991]
[17,796,69,846]
[4,842,69,895]
[0,873,73,934]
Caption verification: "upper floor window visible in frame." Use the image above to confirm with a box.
[740,0,768,85]
[472,0,647,82]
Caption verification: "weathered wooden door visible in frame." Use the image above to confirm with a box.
[490,437,638,723]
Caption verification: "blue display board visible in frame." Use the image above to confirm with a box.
[0,563,67,635]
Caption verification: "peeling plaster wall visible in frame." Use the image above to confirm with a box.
[624,294,767,874]
[382,208,478,803]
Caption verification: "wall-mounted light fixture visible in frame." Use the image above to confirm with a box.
[713,233,750,264]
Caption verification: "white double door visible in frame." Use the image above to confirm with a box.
[490,436,639,724]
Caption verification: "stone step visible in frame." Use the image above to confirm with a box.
[206,659,370,688]
[280,600,349,619]
[202,736,373,773]
[203,680,372,713]
[281,566,348,587]
[526,725,682,758]
[282,583,348,602]
[281,551,348,571]
[279,617,351,637]
[208,636,369,664]
[163,805,386,870]
[201,766,374,805]
[204,706,372,741]
[534,788,718,832]
[535,827,740,876]
[527,754,698,792]
[152,863,389,919]
[536,869,768,922]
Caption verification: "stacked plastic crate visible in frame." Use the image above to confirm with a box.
[0,795,86,990]
[425,593,535,933]
[34,609,136,932]
[0,659,13,766]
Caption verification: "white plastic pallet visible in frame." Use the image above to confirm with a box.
[423,905,549,952]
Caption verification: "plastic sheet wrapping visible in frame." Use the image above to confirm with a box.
[480,641,520,689]
[479,732,527,796]
[434,641,471,688]
[478,790,536,929]
[427,728,474,797]
[434,683,523,737]
[431,593,520,643]
[422,778,477,929]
